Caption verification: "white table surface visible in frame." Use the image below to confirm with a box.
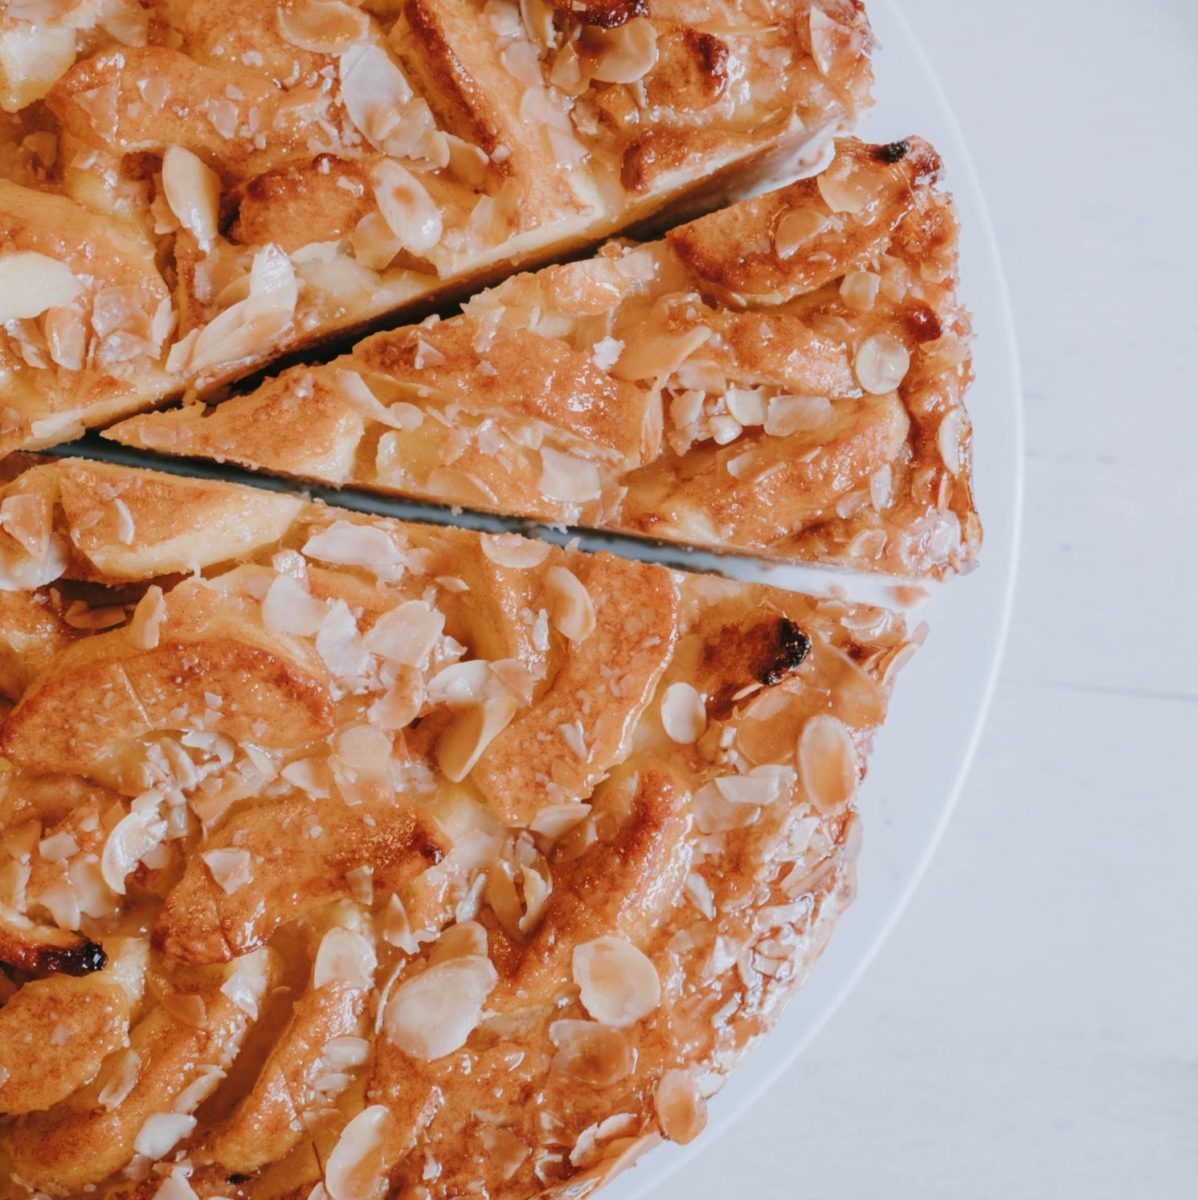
[652,2,1198,1197]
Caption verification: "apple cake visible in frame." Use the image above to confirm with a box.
[0,456,918,1198]
[0,0,873,455]
[108,136,979,577]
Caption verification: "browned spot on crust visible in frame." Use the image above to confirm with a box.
[400,0,507,161]
[0,918,107,978]
[154,800,449,963]
[645,27,729,109]
[552,0,647,28]
[898,301,943,344]
[231,155,374,253]
[700,615,812,719]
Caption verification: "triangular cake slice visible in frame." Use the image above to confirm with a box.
[0,0,873,455]
[111,137,981,578]
[0,457,915,1198]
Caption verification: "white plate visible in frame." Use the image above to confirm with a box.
[601,3,1024,1197]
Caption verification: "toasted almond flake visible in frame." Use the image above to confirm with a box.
[325,1105,397,1200]
[371,160,442,257]
[428,920,488,965]
[549,1019,633,1087]
[529,802,591,841]
[340,42,415,147]
[480,532,550,569]
[436,692,518,782]
[263,571,328,637]
[545,565,595,643]
[840,269,881,311]
[133,1112,196,1159]
[101,805,167,895]
[572,936,661,1028]
[382,955,497,1060]
[38,830,79,861]
[128,584,166,650]
[303,520,406,581]
[590,16,658,83]
[854,333,910,395]
[811,8,859,77]
[335,368,423,431]
[764,394,834,437]
[591,336,624,371]
[714,769,788,808]
[773,207,829,259]
[0,252,82,323]
[660,681,706,744]
[363,600,443,667]
[539,446,601,504]
[693,781,760,834]
[724,388,768,427]
[184,245,297,376]
[201,847,253,895]
[161,145,220,246]
[426,660,490,705]
[612,326,711,383]
[817,160,875,215]
[569,1112,639,1168]
[277,0,369,53]
[316,600,371,680]
[938,409,966,475]
[654,1067,707,1145]
[869,464,893,511]
[798,714,859,812]
[153,1170,199,1200]
[379,893,419,953]
[0,493,49,557]
[98,1048,141,1110]
[314,926,377,988]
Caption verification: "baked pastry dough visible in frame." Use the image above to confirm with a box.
[109,137,979,577]
[0,457,916,1199]
[0,0,873,455]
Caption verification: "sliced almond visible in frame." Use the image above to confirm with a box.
[277,0,369,54]
[324,1104,396,1200]
[660,681,706,745]
[161,145,220,247]
[773,207,829,259]
[382,955,497,1060]
[370,160,442,257]
[313,926,377,989]
[0,252,81,323]
[590,17,658,84]
[545,565,595,643]
[797,714,859,812]
[572,936,661,1028]
[436,692,519,782]
[654,1067,707,1145]
[854,333,910,395]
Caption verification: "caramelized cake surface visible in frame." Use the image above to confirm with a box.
[111,138,979,577]
[0,0,873,453]
[0,458,916,1198]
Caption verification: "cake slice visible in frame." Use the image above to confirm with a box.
[0,457,916,1198]
[111,137,980,578]
[0,0,873,455]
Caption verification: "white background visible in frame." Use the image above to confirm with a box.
[654,1,1198,1196]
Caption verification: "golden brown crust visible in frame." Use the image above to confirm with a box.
[113,138,979,578]
[0,0,873,453]
[0,459,915,1198]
